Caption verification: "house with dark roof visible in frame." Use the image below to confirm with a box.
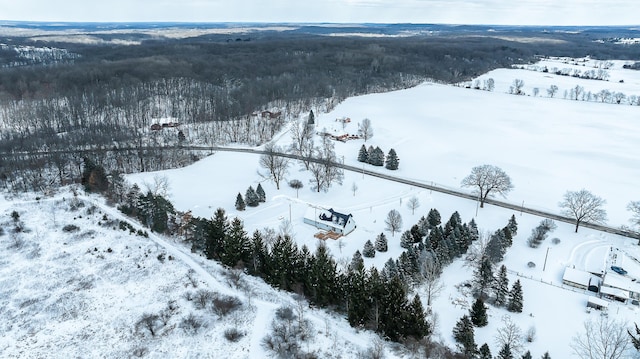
[303,207,356,236]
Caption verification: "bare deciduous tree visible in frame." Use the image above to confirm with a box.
[559,189,607,233]
[420,254,444,306]
[384,209,403,237]
[308,136,343,193]
[351,182,358,196]
[627,201,640,229]
[511,79,525,95]
[547,84,558,98]
[259,143,289,190]
[407,196,420,215]
[358,118,374,142]
[461,164,514,208]
[495,315,524,356]
[572,317,631,359]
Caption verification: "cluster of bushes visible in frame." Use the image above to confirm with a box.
[527,219,557,248]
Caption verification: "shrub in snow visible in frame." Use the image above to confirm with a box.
[212,294,242,318]
[180,313,204,335]
[224,327,245,342]
[552,237,561,245]
[135,313,164,337]
[527,262,536,268]
[62,224,80,233]
[192,289,216,310]
[263,305,313,358]
[527,219,557,248]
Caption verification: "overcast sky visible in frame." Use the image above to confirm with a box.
[0,0,638,26]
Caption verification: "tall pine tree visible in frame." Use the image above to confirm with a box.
[357,144,369,163]
[235,193,246,211]
[220,217,251,268]
[470,297,488,327]
[478,343,492,359]
[256,183,266,202]
[375,233,388,252]
[405,294,431,339]
[206,208,228,260]
[494,264,510,307]
[497,343,514,359]
[507,279,524,313]
[245,186,260,207]
[363,240,376,258]
[385,148,399,170]
[474,256,494,299]
[507,214,518,236]
[452,315,476,357]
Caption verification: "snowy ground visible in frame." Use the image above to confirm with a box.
[3,57,640,358]
[125,57,640,357]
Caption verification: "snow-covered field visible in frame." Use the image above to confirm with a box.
[2,57,640,358]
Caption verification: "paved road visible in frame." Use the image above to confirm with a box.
[3,144,639,240]
[188,145,640,240]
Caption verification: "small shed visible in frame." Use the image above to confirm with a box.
[303,207,356,236]
[587,296,609,311]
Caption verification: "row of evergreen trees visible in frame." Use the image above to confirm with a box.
[357,144,399,170]
[184,208,430,342]
[235,184,266,210]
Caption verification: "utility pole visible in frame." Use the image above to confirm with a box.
[543,247,550,271]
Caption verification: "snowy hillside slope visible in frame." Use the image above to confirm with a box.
[0,192,384,358]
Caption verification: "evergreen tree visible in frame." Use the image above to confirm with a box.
[256,183,266,202]
[452,315,476,357]
[363,240,376,258]
[468,218,479,242]
[365,267,385,331]
[364,145,374,164]
[400,230,413,249]
[245,186,260,207]
[81,157,109,193]
[470,297,488,327]
[248,230,268,277]
[486,229,507,263]
[268,235,302,292]
[357,144,369,163]
[235,193,246,211]
[378,275,409,341]
[474,256,493,298]
[508,279,524,313]
[375,232,388,252]
[307,109,315,127]
[426,208,441,229]
[494,264,510,307]
[309,243,338,306]
[205,208,228,260]
[350,250,365,272]
[406,294,430,339]
[541,352,551,359]
[502,226,513,248]
[368,146,385,166]
[220,217,251,268]
[497,343,514,359]
[346,262,369,327]
[478,343,492,359]
[508,214,518,236]
[417,216,430,237]
[137,192,175,234]
[521,351,532,359]
[382,258,400,281]
[410,224,423,243]
[385,148,399,170]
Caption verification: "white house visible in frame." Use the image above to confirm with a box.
[600,272,640,302]
[303,207,356,236]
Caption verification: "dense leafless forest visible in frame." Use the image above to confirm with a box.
[1,24,639,192]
